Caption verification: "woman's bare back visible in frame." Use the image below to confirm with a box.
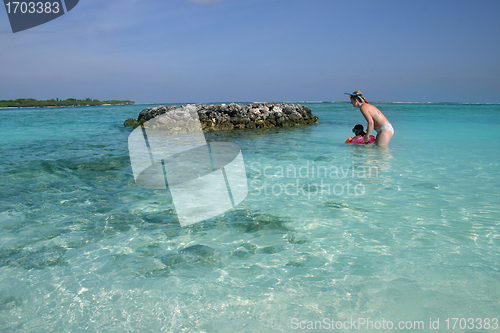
[360,103,390,130]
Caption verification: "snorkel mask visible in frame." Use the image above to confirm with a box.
[352,125,364,133]
[344,92,364,102]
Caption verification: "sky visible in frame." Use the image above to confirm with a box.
[1,0,499,104]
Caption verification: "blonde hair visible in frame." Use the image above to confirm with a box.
[351,90,367,103]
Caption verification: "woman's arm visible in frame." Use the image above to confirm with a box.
[360,105,374,143]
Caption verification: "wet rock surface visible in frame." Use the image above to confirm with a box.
[124,103,318,131]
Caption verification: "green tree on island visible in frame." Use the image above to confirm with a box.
[0,98,135,108]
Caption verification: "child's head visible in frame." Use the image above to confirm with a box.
[352,124,365,136]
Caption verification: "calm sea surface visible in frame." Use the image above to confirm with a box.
[1,103,499,332]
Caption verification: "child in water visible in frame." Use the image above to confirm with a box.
[345,124,375,144]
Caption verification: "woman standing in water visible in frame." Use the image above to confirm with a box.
[345,91,394,146]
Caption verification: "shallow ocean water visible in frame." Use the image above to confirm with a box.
[0,103,499,332]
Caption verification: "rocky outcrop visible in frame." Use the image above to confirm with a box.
[124,103,318,131]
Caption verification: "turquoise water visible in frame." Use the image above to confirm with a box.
[0,103,499,332]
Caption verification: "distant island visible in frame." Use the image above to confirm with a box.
[0,98,135,108]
